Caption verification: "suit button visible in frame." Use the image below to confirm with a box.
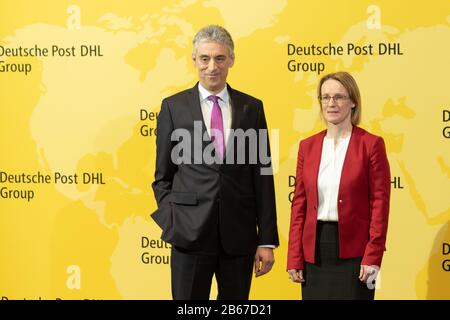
[339,199,343,203]
[313,205,317,210]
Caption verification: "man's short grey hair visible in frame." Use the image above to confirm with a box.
[192,25,234,58]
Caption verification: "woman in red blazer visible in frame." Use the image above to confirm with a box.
[287,72,391,299]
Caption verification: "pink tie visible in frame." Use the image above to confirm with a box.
[207,95,225,158]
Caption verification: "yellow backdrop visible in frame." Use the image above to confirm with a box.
[0,0,449,300]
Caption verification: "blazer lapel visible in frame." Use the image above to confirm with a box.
[338,126,359,195]
[310,130,327,213]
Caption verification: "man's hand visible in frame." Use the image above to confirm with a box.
[254,247,275,277]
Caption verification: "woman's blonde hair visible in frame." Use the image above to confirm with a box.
[317,71,361,125]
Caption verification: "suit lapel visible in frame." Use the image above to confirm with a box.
[186,83,207,138]
[226,84,245,162]
[228,84,244,132]
[186,83,221,170]
[187,83,246,168]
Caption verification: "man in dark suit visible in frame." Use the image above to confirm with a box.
[151,25,279,300]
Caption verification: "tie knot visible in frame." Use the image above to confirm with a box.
[208,95,219,104]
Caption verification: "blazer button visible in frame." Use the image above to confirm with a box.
[339,199,343,203]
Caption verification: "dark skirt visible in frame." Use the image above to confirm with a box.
[301,221,375,300]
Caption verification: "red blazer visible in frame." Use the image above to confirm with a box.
[287,126,390,270]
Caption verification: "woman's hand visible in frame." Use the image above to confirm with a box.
[288,269,305,283]
[359,265,379,283]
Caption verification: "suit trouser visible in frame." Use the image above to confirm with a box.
[171,246,254,300]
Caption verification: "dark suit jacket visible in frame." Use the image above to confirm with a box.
[287,126,390,270]
[151,83,279,255]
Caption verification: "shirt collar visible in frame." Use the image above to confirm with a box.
[198,82,229,104]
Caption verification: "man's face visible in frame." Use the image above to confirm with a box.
[193,41,234,93]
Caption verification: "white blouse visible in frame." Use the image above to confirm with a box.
[317,135,351,222]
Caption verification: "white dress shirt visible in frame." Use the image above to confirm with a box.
[317,135,351,222]
[198,83,232,148]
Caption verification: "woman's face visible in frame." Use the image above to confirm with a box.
[320,79,354,126]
